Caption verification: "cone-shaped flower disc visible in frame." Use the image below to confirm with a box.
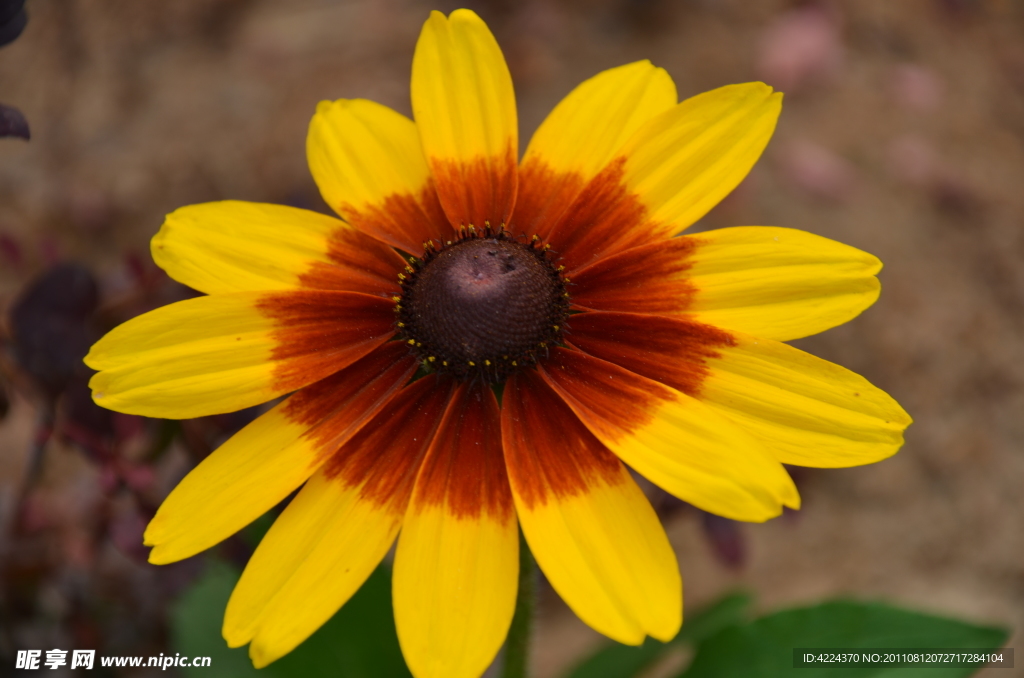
[87,9,911,678]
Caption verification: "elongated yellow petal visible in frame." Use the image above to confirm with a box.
[700,334,912,467]
[544,84,782,272]
[152,201,405,296]
[144,343,416,564]
[412,9,517,229]
[541,348,798,522]
[224,374,454,664]
[621,82,781,230]
[147,405,314,564]
[307,98,451,252]
[687,227,882,341]
[516,61,676,238]
[86,291,393,418]
[229,472,402,668]
[503,370,681,644]
[394,382,518,678]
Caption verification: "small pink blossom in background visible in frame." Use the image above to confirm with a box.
[778,139,856,202]
[757,3,843,93]
[890,64,945,113]
[888,134,939,186]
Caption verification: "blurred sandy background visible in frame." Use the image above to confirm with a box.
[2,0,1023,675]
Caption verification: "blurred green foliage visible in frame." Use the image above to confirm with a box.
[568,596,1008,678]
[172,560,411,678]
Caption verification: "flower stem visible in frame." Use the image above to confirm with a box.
[502,531,535,678]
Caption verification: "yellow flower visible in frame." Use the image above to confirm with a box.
[85,9,911,678]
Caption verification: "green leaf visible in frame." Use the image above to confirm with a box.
[172,559,412,678]
[679,600,1009,678]
[564,592,753,678]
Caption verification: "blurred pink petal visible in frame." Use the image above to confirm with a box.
[757,4,843,92]
[778,139,856,201]
[890,64,944,112]
[888,134,939,186]
[702,513,747,570]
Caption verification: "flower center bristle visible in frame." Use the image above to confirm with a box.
[395,229,569,382]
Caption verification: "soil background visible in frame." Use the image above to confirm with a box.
[1,0,1023,676]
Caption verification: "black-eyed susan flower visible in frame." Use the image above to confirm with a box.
[85,9,911,678]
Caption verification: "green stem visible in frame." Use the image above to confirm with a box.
[502,531,535,678]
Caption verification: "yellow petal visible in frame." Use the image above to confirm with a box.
[503,370,681,644]
[307,98,451,252]
[144,343,417,564]
[147,404,313,565]
[515,61,676,238]
[86,291,393,418]
[541,348,798,522]
[411,9,517,228]
[621,82,781,231]
[224,374,454,665]
[544,84,782,272]
[687,227,882,341]
[152,201,405,296]
[394,381,518,678]
[227,471,402,667]
[700,334,912,467]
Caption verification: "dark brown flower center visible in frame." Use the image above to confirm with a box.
[395,232,569,382]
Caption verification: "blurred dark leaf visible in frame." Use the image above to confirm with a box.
[60,373,115,461]
[0,0,23,25]
[173,560,412,678]
[0,0,26,48]
[9,263,98,399]
[700,513,746,569]
[0,103,28,138]
[564,592,752,678]
[679,600,1009,678]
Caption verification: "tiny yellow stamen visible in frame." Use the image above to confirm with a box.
[468,361,476,367]
[484,360,491,366]
[407,339,415,345]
